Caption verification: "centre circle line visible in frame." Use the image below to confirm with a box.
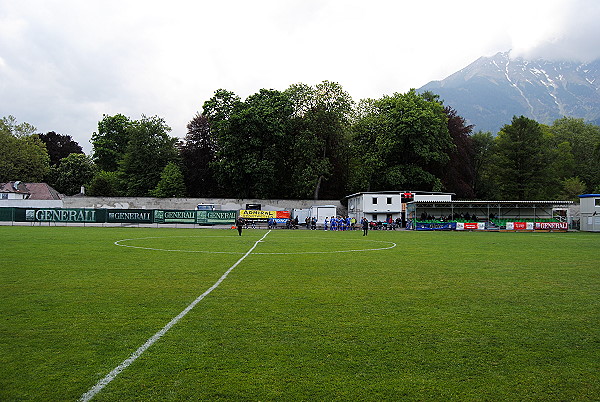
[79,230,272,401]
[114,236,397,254]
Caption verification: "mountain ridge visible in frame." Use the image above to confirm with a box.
[418,51,600,133]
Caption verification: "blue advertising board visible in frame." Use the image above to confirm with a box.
[415,222,457,231]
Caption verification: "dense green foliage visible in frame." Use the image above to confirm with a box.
[285,81,354,199]
[442,106,476,198]
[491,116,553,200]
[90,114,132,172]
[199,82,354,199]
[1,227,598,400]
[119,116,179,196]
[150,162,186,198]
[0,116,50,182]
[3,83,600,199]
[86,170,121,197]
[208,88,294,198]
[49,153,97,195]
[37,131,83,167]
[179,113,218,197]
[350,90,453,192]
[90,114,180,196]
[476,116,600,200]
[550,117,600,192]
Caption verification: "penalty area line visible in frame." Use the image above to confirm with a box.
[79,230,272,402]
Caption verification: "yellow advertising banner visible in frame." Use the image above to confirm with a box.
[239,210,277,219]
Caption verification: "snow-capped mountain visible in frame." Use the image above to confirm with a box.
[418,51,600,133]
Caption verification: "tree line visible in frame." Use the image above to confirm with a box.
[2,81,599,201]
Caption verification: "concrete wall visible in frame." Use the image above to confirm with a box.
[0,200,64,208]
[63,196,346,214]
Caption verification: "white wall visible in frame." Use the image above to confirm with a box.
[0,200,64,208]
[346,194,403,222]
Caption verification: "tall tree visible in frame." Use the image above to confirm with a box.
[350,90,452,192]
[51,153,97,195]
[470,131,496,199]
[492,116,553,200]
[202,89,242,138]
[119,115,179,196]
[87,170,121,197]
[37,131,83,166]
[150,162,186,198]
[285,81,354,199]
[0,116,49,182]
[91,114,131,172]
[0,115,37,137]
[206,89,293,199]
[549,117,600,192]
[180,113,218,197]
[441,106,476,198]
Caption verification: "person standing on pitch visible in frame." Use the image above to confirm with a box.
[236,216,245,236]
[362,217,369,236]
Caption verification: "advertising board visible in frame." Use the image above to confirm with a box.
[18,208,101,223]
[196,210,236,225]
[153,210,196,224]
[534,222,568,230]
[239,210,290,221]
[456,222,485,230]
[415,222,456,231]
[506,222,534,230]
[106,209,153,223]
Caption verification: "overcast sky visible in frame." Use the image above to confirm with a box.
[2,0,599,153]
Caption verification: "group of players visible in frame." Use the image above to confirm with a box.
[323,216,356,231]
[301,216,357,230]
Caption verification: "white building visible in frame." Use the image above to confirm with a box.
[579,194,600,232]
[345,191,453,225]
[0,182,63,208]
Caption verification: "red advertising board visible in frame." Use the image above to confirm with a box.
[513,222,527,230]
[276,210,290,219]
[463,222,479,230]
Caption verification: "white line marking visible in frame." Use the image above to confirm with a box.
[79,230,272,402]
[254,240,396,254]
[114,236,397,254]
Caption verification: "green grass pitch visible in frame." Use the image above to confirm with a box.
[1,226,599,400]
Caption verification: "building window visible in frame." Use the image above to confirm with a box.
[372,214,378,221]
[372,197,378,205]
[387,197,392,204]
[596,199,600,207]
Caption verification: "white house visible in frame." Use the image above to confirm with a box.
[579,194,600,232]
[0,181,30,200]
[345,191,453,225]
[0,182,63,208]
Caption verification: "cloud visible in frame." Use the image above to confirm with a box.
[510,0,600,62]
[1,0,598,154]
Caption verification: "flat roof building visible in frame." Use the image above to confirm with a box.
[579,194,600,232]
[345,191,454,225]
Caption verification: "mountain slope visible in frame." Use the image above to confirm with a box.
[418,51,600,133]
